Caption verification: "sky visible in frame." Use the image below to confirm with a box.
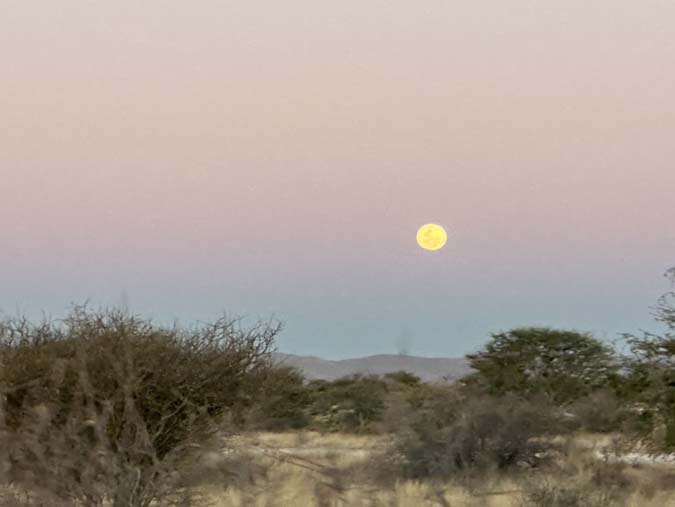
[2,1,674,359]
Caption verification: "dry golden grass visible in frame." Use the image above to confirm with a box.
[202,471,524,507]
[247,431,390,450]
[188,432,675,507]
[4,432,675,506]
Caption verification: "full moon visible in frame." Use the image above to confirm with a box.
[416,223,447,251]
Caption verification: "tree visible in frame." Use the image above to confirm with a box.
[0,306,280,506]
[622,268,675,448]
[465,327,617,404]
[657,267,675,331]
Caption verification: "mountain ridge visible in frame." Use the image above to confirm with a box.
[271,352,472,382]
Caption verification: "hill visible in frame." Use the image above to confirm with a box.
[271,353,472,382]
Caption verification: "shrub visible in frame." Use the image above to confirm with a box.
[307,375,388,433]
[619,268,675,450]
[566,390,623,433]
[521,463,634,507]
[0,306,280,507]
[383,371,421,387]
[374,376,426,434]
[397,392,557,479]
[243,366,311,431]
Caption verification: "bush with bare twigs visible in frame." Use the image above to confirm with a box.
[0,306,280,506]
[395,387,559,480]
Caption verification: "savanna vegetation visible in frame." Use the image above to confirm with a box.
[0,268,674,506]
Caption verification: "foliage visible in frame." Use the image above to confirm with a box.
[620,268,675,449]
[383,371,421,387]
[396,388,558,479]
[0,306,280,507]
[243,366,311,431]
[565,389,624,433]
[307,375,388,432]
[465,327,618,404]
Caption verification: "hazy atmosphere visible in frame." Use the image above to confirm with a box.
[2,1,674,358]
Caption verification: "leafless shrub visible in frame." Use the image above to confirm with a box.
[395,392,558,480]
[0,305,280,506]
[566,390,624,433]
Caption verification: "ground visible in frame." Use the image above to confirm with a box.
[188,431,675,507]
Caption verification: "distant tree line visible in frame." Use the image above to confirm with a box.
[248,269,675,439]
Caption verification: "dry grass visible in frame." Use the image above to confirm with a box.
[201,471,524,507]
[4,432,675,506]
[182,432,675,507]
[247,431,390,450]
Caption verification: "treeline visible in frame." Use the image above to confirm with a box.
[0,268,672,505]
[246,268,675,450]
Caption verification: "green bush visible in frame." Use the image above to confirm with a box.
[465,327,618,404]
[244,366,311,431]
[307,375,388,432]
[383,371,422,387]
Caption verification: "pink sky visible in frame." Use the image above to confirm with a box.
[2,1,674,357]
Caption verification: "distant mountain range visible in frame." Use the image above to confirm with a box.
[271,353,473,383]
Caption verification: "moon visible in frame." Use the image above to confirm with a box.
[416,223,447,251]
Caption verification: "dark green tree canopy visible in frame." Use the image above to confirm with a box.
[307,374,388,432]
[465,327,617,404]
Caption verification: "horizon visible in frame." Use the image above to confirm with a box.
[272,351,470,360]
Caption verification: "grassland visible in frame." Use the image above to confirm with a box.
[179,431,675,507]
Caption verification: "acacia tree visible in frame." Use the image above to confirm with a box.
[0,306,281,506]
[622,268,675,448]
[465,327,617,404]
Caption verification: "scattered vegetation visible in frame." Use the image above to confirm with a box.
[0,268,674,505]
